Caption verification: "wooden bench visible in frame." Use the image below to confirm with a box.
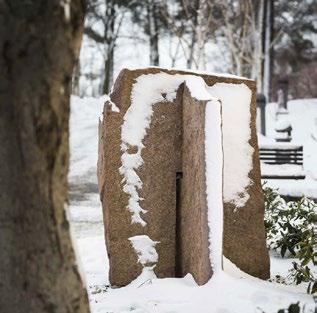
[259,145,305,179]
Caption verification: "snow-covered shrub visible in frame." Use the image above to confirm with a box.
[277,302,302,313]
[264,185,317,257]
[290,260,317,294]
[263,185,317,293]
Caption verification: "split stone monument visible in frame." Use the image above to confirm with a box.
[98,67,270,286]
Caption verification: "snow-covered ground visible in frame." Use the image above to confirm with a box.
[260,99,317,200]
[69,95,316,313]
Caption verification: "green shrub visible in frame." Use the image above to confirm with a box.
[263,184,317,294]
[264,185,317,257]
[277,302,301,313]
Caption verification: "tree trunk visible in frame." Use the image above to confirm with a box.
[252,0,264,91]
[147,1,160,66]
[196,0,209,70]
[257,0,264,93]
[103,46,114,94]
[186,0,200,69]
[103,0,115,94]
[0,1,89,312]
[263,0,274,101]
[187,30,196,69]
[72,58,81,96]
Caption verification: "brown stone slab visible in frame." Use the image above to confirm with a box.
[98,67,270,286]
[98,73,183,286]
[177,84,212,285]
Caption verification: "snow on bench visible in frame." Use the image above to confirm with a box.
[258,136,305,179]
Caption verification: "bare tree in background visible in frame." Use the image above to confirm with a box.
[162,0,216,70]
[84,0,128,94]
[263,0,274,100]
[0,1,89,312]
[211,0,276,98]
[130,0,166,67]
[211,1,263,80]
[147,0,160,66]
[75,0,316,98]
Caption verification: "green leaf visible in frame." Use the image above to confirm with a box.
[288,302,300,313]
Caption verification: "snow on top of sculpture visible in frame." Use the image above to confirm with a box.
[208,83,253,208]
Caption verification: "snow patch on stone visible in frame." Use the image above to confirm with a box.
[223,256,253,279]
[99,95,120,122]
[127,266,157,288]
[208,83,253,209]
[129,235,159,266]
[205,99,224,272]
[110,100,120,113]
[129,235,159,281]
[126,66,251,80]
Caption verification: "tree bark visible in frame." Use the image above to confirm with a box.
[263,0,274,101]
[254,0,264,93]
[186,0,200,69]
[103,46,114,94]
[147,0,160,66]
[103,0,116,94]
[73,59,81,96]
[0,1,89,312]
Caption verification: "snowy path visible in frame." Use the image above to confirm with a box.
[68,194,109,305]
[68,96,316,313]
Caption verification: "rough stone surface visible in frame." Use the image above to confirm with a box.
[177,84,213,285]
[98,67,270,286]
